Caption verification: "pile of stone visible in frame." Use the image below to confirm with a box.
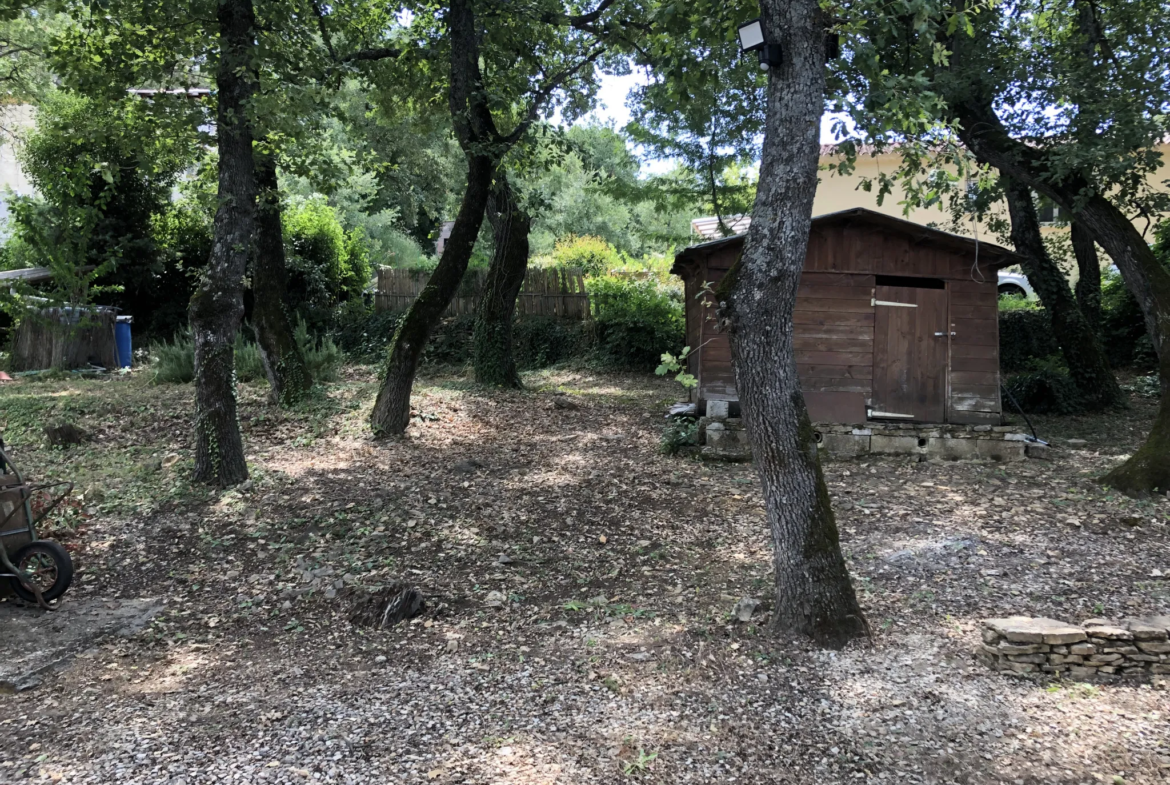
[979,616,1170,680]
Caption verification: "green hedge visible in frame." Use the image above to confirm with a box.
[998,310,1059,373]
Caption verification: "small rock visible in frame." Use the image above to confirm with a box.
[484,591,507,609]
[374,655,387,664]
[732,597,761,623]
[1066,438,1088,447]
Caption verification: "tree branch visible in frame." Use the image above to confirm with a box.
[502,45,607,146]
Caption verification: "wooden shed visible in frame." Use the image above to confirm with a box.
[671,208,1025,425]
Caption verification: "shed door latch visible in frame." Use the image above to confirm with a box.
[872,298,917,307]
[934,331,957,337]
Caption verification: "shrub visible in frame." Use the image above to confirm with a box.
[512,316,588,369]
[1100,270,1157,372]
[660,418,698,456]
[551,235,623,276]
[150,331,195,384]
[330,301,403,361]
[284,198,372,329]
[150,319,341,386]
[1003,358,1083,415]
[588,275,684,369]
[998,310,1059,374]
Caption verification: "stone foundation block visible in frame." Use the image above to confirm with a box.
[819,433,870,458]
[976,439,1026,462]
[927,437,980,461]
[870,435,923,455]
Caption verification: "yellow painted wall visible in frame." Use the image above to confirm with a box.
[814,143,1170,245]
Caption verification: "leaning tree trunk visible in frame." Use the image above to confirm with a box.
[188,0,256,486]
[253,152,311,405]
[1071,220,1103,332]
[370,153,495,434]
[946,42,1170,494]
[473,171,530,388]
[719,0,865,648]
[1002,179,1122,410]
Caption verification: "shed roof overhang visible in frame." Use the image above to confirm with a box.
[671,207,1027,278]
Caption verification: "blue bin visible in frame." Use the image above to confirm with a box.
[115,316,133,368]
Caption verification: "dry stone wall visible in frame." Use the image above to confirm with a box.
[979,616,1170,681]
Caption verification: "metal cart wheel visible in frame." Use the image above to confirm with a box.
[9,540,73,603]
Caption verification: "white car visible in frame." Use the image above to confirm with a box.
[997,271,1034,299]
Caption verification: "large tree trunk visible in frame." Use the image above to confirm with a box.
[1071,220,1103,332]
[1002,179,1122,410]
[370,153,495,434]
[947,38,1170,494]
[720,0,864,647]
[473,171,530,388]
[252,152,311,405]
[188,0,256,486]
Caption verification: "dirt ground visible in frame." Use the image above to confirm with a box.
[0,367,1167,785]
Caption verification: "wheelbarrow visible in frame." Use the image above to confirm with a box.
[0,438,75,607]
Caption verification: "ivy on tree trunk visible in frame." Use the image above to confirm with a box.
[474,171,530,388]
[252,152,311,406]
[1001,178,1121,410]
[189,0,256,486]
[1071,220,1103,332]
[720,0,865,647]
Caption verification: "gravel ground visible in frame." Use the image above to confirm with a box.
[0,368,1167,784]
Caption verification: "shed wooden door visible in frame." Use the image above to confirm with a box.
[872,285,948,421]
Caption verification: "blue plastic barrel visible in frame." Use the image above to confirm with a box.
[115,316,133,368]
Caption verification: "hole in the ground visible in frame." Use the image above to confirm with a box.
[917,437,927,448]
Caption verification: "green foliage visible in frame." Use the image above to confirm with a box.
[1122,375,1160,399]
[999,311,1059,374]
[660,418,698,456]
[551,235,623,277]
[1003,358,1083,415]
[588,276,684,369]
[512,317,587,370]
[329,302,403,361]
[8,91,200,312]
[150,321,340,386]
[1100,271,1158,372]
[150,332,195,385]
[283,197,372,328]
[998,293,1039,311]
[655,347,697,390]
[520,125,695,259]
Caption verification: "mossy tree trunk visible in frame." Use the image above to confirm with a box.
[473,171,530,388]
[252,152,311,405]
[1002,178,1122,410]
[721,0,865,648]
[370,153,495,434]
[188,0,256,486]
[1071,220,1103,332]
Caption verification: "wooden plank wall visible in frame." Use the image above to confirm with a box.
[947,278,1001,424]
[686,222,1003,422]
[374,267,590,319]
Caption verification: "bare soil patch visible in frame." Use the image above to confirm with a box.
[0,369,1166,784]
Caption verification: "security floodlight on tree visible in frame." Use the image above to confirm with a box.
[737,18,782,70]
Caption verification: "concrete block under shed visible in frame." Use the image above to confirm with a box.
[706,400,730,419]
[976,439,1025,462]
[869,435,923,455]
[926,437,980,461]
[819,433,869,458]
